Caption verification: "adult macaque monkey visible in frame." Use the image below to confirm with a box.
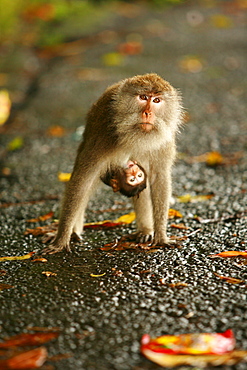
[101,160,147,198]
[43,73,182,254]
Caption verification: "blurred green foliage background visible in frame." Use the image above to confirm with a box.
[0,0,184,47]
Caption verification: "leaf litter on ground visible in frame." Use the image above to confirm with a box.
[141,329,247,368]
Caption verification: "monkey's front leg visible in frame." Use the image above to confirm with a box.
[133,184,154,243]
[42,166,100,254]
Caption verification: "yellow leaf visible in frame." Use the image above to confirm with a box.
[179,55,204,73]
[177,194,192,203]
[90,273,106,277]
[0,252,35,262]
[42,271,57,277]
[84,220,112,227]
[209,251,247,259]
[114,212,136,224]
[168,209,183,218]
[102,52,124,66]
[7,137,23,151]
[141,350,247,368]
[177,194,214,203]
[58,172,71,182]
[211,14,233,28]
[0,90,11,125]
[206,151,223,166]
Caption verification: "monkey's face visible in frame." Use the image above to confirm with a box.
[137,93,164,133]
[124,161,145,186]
[113,74,182,152]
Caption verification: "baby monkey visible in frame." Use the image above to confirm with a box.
[101,160,147,198]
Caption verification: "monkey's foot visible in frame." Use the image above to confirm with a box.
[41,243,72,255]
[153,237,179,247]
[122,231,154,244]
[42,232,56,244]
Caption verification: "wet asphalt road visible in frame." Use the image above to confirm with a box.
[0,1,247,369]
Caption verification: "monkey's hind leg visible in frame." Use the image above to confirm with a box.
[132,185,154,243]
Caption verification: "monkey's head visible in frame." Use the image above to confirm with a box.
[110,161,147,198]
[113,73,182,152]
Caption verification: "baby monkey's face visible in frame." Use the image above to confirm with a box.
[125,161,145,187]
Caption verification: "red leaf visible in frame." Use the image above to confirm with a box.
[141,329,235,356]
[0,332,59,348]
[84,221,123,229]
[0,347,47,369]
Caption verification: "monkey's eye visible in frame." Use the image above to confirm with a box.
[153,97,161,103]
[129,177,136,182]
[139,95,148,101]
[138,173,143,178]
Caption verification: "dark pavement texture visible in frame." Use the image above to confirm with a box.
[0,1,247,369]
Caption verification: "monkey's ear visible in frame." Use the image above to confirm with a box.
[110,179,120,192]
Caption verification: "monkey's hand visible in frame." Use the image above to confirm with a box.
[41,242,72,255]
[41,232,82,254]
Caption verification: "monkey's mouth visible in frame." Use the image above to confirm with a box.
[140,123,154,132]
[127,160,136,168]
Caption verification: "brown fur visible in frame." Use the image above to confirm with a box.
[42,73,183,254]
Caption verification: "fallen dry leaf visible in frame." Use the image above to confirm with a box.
[141,330,247,367]
[141,349,247,368]
[213,272,243,284]
[118,41,143,55]
[84,221,124,229]
[170,223,188,230]
[101,237,181,252]
[46,125,66,137]
[177,193,214,203]
[0,347,47,369]
[58,172,71,182]
[90,273,106,277]
[0,332,59,348]
[7,137,24,152]
[24,222,59,237]
[0,283,13,291]
[210,14,233,28]
[42,271,57,277]
[102,52,124,66]
[114,211,136,224]
[159,279,188,288]
[187,151,243,166]
[27,212,54,223]
[84,211,136,229]
[141,330,235,355]
[25,210,181,237]
[32,258,48,263]
[0,252,35,262]
[168,209,183,218]
[209,251,247,259]
[179,55,204,73]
